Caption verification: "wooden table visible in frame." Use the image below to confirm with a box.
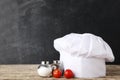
[0,65,120,80]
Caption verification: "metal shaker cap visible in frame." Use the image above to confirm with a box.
[41,61,45,65]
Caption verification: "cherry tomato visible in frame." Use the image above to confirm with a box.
[52,69,62,78]
[64,69,74,78]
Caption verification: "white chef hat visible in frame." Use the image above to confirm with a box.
[54,33,114,62]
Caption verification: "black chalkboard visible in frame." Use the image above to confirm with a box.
[0,0,120,64]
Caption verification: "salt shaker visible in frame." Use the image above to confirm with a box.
[37,61,52,77]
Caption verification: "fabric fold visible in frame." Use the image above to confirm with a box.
[54,33,115,62]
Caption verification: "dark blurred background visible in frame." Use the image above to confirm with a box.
[0,0,120,64]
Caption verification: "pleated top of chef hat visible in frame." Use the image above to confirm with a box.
[54,33,115,62]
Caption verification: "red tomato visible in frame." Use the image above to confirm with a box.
[52,69,62,78]
[64,69,74,78]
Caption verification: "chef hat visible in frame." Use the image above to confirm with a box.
[54,33,114,62]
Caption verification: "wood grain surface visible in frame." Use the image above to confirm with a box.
[0,65,120,80]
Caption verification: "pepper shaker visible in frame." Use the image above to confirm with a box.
[52,60,64,73]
